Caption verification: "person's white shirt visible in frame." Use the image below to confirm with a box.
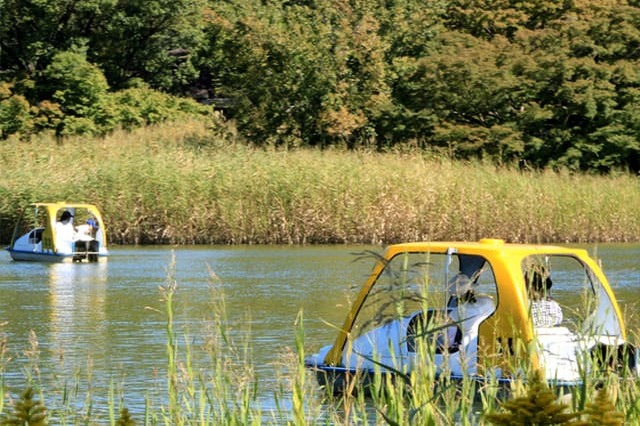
[75,224,94,241]
[55,219,77,253]
[531,299,563,327]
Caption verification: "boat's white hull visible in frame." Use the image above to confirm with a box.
[7,248,108,263]
[305,320,639,392]
[8,223,108,263]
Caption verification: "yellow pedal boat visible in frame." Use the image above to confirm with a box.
[305,239,637,390]
[7,202,108,263]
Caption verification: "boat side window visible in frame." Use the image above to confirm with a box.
[12,208,47,244]
[522,255,622,337]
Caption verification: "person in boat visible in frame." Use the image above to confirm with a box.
[86,214,98,233]
[55,210,77,253]
[76,214,99,240]
[526,265,563,327]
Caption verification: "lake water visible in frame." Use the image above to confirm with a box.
[0,244,638,420]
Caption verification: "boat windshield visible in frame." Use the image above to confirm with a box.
[351,251,498,338]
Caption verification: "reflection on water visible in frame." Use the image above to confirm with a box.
[0,243,638,418]
[48,262,108,369]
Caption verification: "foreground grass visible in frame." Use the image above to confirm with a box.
[1,121,639,245]
[0,259,636,425]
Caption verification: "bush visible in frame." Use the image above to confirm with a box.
[0,83,32,139]
[42,50,109,117]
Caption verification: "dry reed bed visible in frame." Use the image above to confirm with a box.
[1,121,638,245]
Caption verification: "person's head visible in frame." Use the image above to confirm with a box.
[525,264,552,300]
[60,210,73,223]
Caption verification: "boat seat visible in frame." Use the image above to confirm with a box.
[451,294,496,374]
[406,309,462,354]
[28,227,45,244]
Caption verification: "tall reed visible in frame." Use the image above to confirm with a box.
[1,121,639,245]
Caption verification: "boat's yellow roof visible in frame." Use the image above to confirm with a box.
[386,238,589,258]
[32,202,103,210]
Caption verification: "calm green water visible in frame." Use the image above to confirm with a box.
[0,245,375,417]
[0,244,638,418]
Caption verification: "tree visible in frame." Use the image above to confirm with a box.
[42,49,109,116]
[0,0,117,85]
[0,83,31,139]
[91,0,206,92]
[316,0,392,148]
[198,0,336,147]
[0,0,206,95]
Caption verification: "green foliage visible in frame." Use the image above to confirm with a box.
[59,116,99,137]
[116,407,136,426]
[2,0,640,170]
[31,101,64,134]
[0,0,205,91]
[0,0,73,78]
[42,49,109,132]
[200,0,335,147]
[1,387,47,426]
[0,83,32,139]
[43,49,109,111]
[109,87,212,130]
[0,93,31,139]
[92,0,206,92]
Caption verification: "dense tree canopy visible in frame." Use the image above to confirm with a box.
[1,0,640,171]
